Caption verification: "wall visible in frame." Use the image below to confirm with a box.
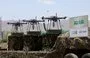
[0,51,49,58]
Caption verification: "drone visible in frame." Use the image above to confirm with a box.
[7,20,27,32]
[42,14,67,27]
[42,14,67,22]
[23,18,44,30]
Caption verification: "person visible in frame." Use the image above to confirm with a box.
[64,53,78,58]
[82,53,90,58]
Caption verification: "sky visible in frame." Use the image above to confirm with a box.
[0,0,90,20]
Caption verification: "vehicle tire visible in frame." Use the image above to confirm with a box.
[64,53,78,58]
[82,53,90,58]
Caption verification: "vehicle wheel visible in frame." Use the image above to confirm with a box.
[82,53,90,58]
[64,53,78,58]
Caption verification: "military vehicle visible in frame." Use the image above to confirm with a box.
[6,15,90,58]
[7,20,27,50]
[42,14,66,50]
[43,15,90,58]
[23,18,44,51]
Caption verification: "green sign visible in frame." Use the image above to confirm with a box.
[69,15,88,37]
[69,15,88,28]
[74,20,84,25]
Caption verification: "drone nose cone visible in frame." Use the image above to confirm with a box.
[22,20,25,22]
[64,16,67,19]
[7,22,9,24]
[42,16,44,19]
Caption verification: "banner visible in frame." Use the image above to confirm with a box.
[69,15,88,37]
